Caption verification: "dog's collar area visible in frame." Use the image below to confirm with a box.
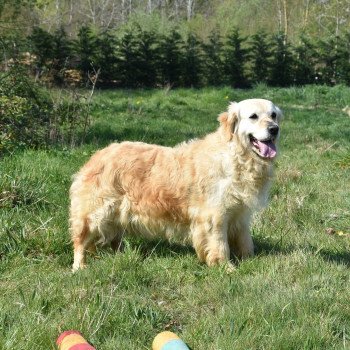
[249,135,277,159]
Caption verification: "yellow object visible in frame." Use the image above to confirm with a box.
[152,331,190,350]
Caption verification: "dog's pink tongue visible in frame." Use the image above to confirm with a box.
[254,140,277,158]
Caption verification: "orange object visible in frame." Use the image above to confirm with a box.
[152,331,190,350]
[56,330,96,350]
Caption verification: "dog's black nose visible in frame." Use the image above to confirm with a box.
[268,125,279,136]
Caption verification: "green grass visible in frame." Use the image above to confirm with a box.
[0,86,349,350]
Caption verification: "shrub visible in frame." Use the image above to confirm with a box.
[28,26,55,77]
[182,32,203,87]
[74,26,98,83]
[0,68,51,153]
[269,34,294,87]
[158,29,184,87]
[248,31,271,84]
[203,30,224,86]
[223,28,249,88]
[0,67,91,155]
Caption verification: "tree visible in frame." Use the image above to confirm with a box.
[29,27,54,77]
[248,31,271,84]
[203,30,224,86]
[117,30,142,87]
[224,28,248,88]
[337,32,350,85]
[51,27,72,85]
[313,0,350,37]
[158,29,184,87]
[136,29,159,87]
[74,26,97,82]
[269,33,294,87]
[292,35,315,85]
[316,35,347,85]
[95,30,119,86]
[182,32,203,87]
[0,0,35,17]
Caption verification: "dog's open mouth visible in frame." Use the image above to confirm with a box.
[249,135,277,159]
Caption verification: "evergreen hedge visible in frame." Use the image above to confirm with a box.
[7,26,350,88]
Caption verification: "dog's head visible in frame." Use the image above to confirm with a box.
[218,99,282,160]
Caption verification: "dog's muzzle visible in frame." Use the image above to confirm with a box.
[249,134,277,159]
[268,125,279,137]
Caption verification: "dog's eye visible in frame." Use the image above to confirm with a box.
[249,113,258,120]
[271,112,277,119]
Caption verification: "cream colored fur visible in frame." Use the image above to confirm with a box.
[69,98,282,271]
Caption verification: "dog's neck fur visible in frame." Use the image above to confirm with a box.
[204,128,274,210]
[174,125,275,211]
[230,135,273,208]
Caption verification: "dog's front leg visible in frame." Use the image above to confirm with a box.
[227,219,254,259]
[192,215,230,267]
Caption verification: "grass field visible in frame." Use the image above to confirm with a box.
[0,85,349,350]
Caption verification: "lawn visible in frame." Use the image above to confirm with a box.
[0,85,349,350]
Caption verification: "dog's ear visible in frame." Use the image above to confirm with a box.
[218,102,238,141]
[275,106,283,120]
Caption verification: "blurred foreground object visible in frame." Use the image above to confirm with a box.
[152,331,190,350]
[57,330,96,350]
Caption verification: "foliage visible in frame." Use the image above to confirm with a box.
[0,0,35,17]
[0,67,51,153]
[269,34,294,87]
[3,24,350,88]
[182,32,203,87]
[95,30,119,86]
[117,30,142,88]
[74,26,98,82]
[3,0,350,43]
[0,67,92,155]
[223,29,248,88]
[51,27,72,85]
[292,36,316,85]
[337,33,350,86]
[29,26,54,74]
[158,29,184,87]
[248,31,271,84]
[315,35,350,86]
[134,28,159,88]
[202,30,224,86]
[28,26,72,84]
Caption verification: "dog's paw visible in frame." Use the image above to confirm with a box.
[71,263,86,273]
[225,262,236,274]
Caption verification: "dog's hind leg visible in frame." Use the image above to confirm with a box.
[94,203,124,251]
[71,216,94,272]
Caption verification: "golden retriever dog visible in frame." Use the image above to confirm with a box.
[70,98,282,271]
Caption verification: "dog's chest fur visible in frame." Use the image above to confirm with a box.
[207,148,273,212]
